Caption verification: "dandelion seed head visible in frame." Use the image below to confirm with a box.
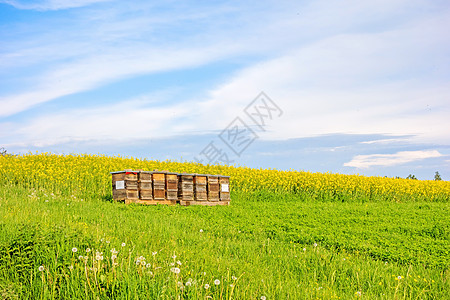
[204,284,210,289]
[121,242,126,247]
[214,279,220,285]
[72,247,77,253]
[170,267,181,274]
[38,266,44,272]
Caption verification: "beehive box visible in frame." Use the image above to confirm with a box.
[178,173,194,201]
[111,170,139,202]
[193,174,207,201]
[152,171,166,200]
[139,171,153,200]
[219,176,230,202]
[207,175,220,202]
[166,172,179,200]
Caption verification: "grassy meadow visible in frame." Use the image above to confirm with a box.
[0,153,449,299]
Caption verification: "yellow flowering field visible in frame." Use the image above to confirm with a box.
[0,152,449,202]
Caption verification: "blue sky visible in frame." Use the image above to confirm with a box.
[1,0,449,180]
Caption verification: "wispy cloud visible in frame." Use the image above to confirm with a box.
[343,150,443,169]
[0,0,112,11]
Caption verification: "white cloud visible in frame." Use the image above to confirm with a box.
[343,150,443,169]
[0,46,235,117]
[196,8,450,144]
[360,138,412,145]
[2,95,195,147]
[0,0,111,11]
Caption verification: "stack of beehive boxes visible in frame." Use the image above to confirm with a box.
[178,174,194,201]
[111,170,139,202]
[139,171,153,200]
[111,170,230,206]
[193,174,207,201]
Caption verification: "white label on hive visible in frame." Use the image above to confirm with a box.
[116,180,125,190]
[221,184,229,192]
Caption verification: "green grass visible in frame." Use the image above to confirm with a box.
[0,183,448,299]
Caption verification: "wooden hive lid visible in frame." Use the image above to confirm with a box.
[110,170,140,174]
[152,170,178,175]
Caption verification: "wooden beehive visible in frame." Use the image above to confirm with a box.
[219,176,230,201]
[111,170,230,206]
[193,174,207,201]
[111,170,139,202]
[207,175,220,202]
[152,171,166,200]
[139,171,153,200]
[166,172,178,200]
[178,173,194,201]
